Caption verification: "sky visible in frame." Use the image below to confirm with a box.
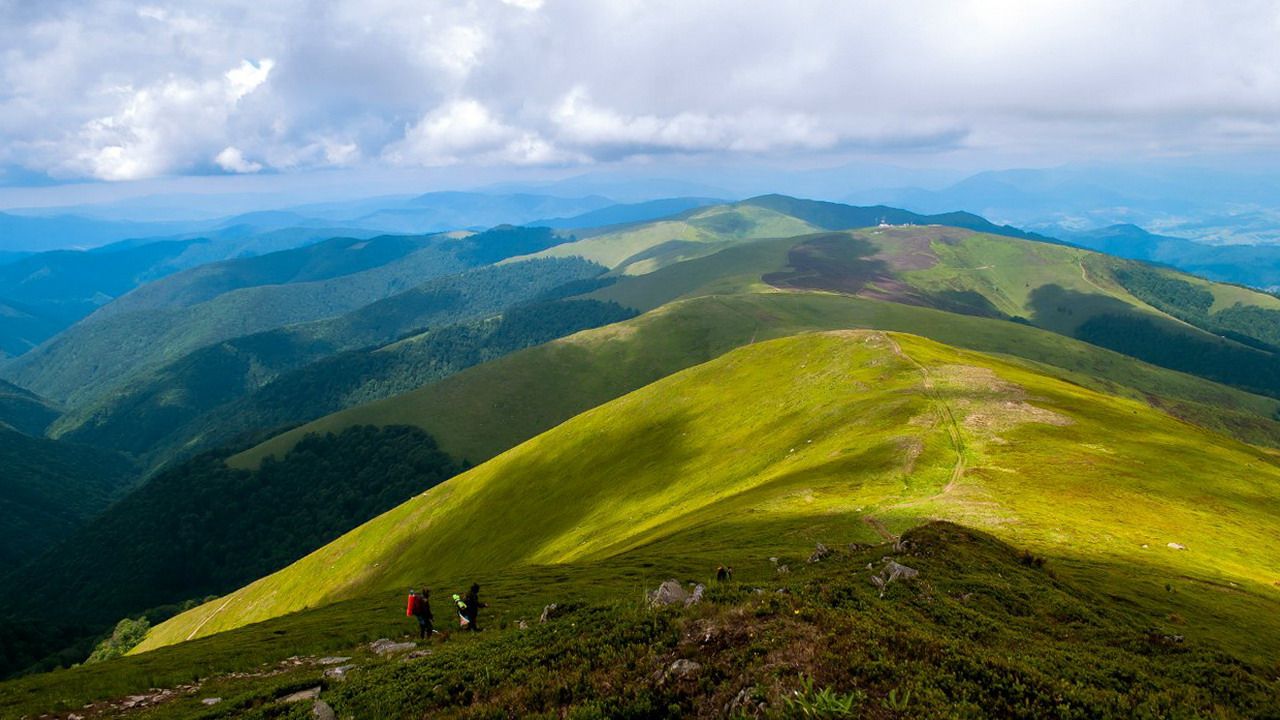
[3,0,1280,203]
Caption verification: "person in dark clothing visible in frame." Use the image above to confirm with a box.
[412,587,433,639]
[462,583,487,632]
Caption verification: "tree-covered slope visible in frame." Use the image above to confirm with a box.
[0,426,464,643]
[52,259,609,468]
[0,378,59,436]
[3,226,571,409]
[149,331,1280,652]
[0,428,135,573]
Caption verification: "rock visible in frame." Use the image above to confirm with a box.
[539,603,559,622]
[686,583,706,606]
[667,658,702,680]
[1167,542,1187,551]
[281,686,321,703]
[313,699,337,720]
[647,580,705,608]
[369,638,417,655]
[317,656,350,665]
[884,559,919,581]
[201,697,222,706]
[871,559,920,596]
[517,619,529,629]
[648,579,689,607]
[807,543,832,563]
[324,664,355,680]
[403,650,432,661]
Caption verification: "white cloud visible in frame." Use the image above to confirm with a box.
[214,146,263,173]
[50,57,275,180]
[385,99,573,166]
[225,59,274,101]
[6,0,1280,181]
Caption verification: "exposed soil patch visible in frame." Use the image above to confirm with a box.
[930,365,1073,434]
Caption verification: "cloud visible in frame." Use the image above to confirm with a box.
[4,0,1280,182]
[384,99,573,166]
[214,146,262,173]
[47,57,275,180]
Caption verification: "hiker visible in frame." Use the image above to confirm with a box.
[716,565,733,582]
[452,593,470,630]
[407,587,433,639]
[463,583,487,632]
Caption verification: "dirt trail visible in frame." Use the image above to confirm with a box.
[862,515,896,541]
[861,333,968,537]
[185,597,235,641]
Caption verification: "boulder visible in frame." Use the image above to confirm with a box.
[317,656,350,665]
[667,658,702,680]
[539,603,559,623]
[281,686,321,703]
[324,664,355,680]
[200,698,222,706]
[686,584,706,606]
[369,638,417,655]
[313,699,337,720]
[808,543,832,563]
[647,580,689,607]
[1167,542,1187,551]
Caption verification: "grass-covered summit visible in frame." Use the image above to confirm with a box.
[144,330,1280,660]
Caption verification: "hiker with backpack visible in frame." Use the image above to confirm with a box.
[406,587,433,639]
[462,583,486,632]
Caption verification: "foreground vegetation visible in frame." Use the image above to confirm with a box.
[2,523,1275,718]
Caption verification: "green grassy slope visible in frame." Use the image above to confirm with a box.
[233,290,1280,473]
[518,203,819,273]
[151,330,1280,653]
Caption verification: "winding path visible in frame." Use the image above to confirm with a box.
[862,333,968,541]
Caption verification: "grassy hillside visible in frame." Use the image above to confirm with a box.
[521,202,818,274]
[52,258,605,466]
[234,290,1280,473]
[153,331,1280,655]
[0,428,135,574]
[518,195,1061,279]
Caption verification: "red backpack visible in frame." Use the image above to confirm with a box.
[406,592,420,617]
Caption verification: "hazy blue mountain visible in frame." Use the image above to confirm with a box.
[346,192,614,233]
[1054,223,1280,289]
[849,164,1280,244]
[0,211,192,252]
